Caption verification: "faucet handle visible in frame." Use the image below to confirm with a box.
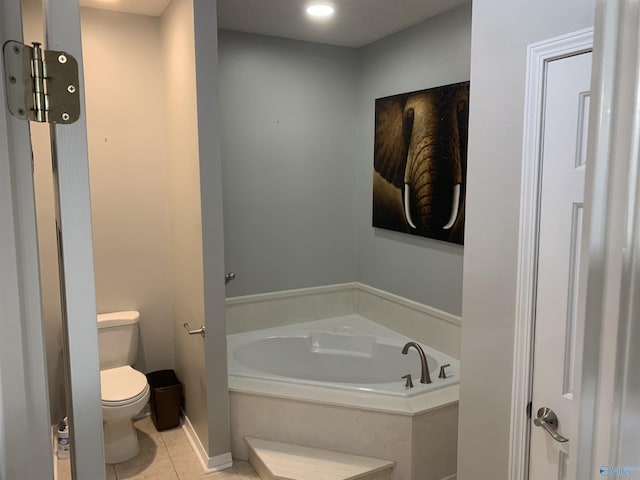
[402,374,414,389]
[438,364,451,379]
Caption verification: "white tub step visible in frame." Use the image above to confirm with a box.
[246,437,395,480]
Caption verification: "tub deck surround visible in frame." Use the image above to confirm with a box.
[245,437,395,480]
[225,282,462,359]
[227,315,459,398]
[229,393,458,480]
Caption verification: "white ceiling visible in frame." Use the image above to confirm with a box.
[79,0,470,48]
[217,0,470,48]
[79,0,172,17]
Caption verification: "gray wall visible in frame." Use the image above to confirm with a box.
[356,5,471,315]
[219,5,471,316]
[458,0,595,478]
[194,0,232,458]
[160,0,211,453]
[218,30,359,298]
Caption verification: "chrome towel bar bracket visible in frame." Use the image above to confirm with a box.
[183,323,205,337]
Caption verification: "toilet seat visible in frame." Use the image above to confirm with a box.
[101,366,149,407]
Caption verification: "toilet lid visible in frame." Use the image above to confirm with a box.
[101,366,148,406]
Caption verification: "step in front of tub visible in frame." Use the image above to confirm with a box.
[246,437,395,480]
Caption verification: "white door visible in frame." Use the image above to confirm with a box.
[529,52,592,479]
[1,0,105,478]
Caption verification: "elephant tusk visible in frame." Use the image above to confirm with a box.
[443,184,461,230]
[404,183,417,229]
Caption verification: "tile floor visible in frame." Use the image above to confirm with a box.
[57,416,259,480]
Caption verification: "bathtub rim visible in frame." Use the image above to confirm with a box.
[227,314,460,398]
[227,375,459,417]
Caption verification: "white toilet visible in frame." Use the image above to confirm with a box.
[97,311,150,464]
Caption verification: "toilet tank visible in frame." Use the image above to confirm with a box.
[97,311,140,370]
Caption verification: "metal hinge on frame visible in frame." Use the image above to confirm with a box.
[3,40,80,124]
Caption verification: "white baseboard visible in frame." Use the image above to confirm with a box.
[181,412,209,470]
[181,410,233,472]
[440,474,457,480]
[208,451,234,471]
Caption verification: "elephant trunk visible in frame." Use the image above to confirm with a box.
[402,91,464,236]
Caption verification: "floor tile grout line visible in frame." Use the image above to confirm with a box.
[159,428,184,480]
[100,418,258,480]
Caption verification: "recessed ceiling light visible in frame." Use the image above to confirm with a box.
[306,4,335,18]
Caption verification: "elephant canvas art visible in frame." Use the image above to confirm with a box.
[373,81,470,245]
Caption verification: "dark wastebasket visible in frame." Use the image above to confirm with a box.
[147,370,182,431]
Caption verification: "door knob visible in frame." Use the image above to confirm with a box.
[533,407,569,443]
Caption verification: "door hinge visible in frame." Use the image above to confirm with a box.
[3,40,80,124]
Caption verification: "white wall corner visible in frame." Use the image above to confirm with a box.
[208,452,234,471]
[181,411,233,473]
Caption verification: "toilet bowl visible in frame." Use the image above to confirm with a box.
[97,311,150,464]
[101,366,150,464]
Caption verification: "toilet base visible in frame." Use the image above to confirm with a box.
[103,417,140,464]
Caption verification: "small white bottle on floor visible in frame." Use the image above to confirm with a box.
[57,417,70,460]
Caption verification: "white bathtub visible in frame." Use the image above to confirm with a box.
[227,315,459,398]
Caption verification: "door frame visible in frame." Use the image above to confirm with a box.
[509,28,594,480]
[0,0,55,478]
[0,109,54,479]
[578,0,640,475]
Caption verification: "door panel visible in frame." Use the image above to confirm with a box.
[529,52,592,479]
[42,0,106,477]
